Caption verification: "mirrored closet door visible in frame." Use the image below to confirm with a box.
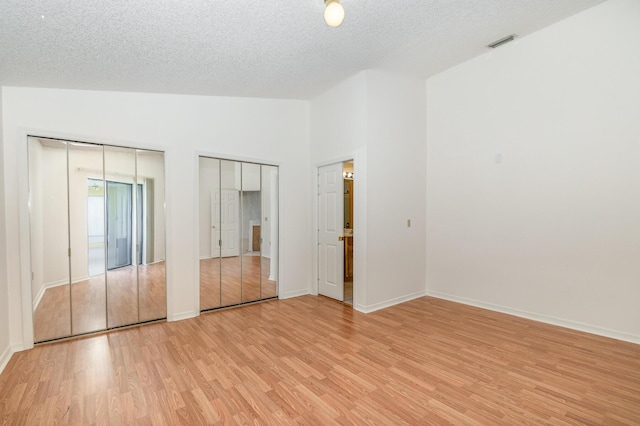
[28,137,166,343]
[199,157,278,311]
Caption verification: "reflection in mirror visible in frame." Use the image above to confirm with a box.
[198,157,278,312]
[30,138,72,342]
[241,163,262,303]
[104,146,138,328]
[199,157,222,310]
[29,137,166,343]
[220,160,242,307]
[138,150,167,322]
[261,165,278,298]
[69,142,107,335]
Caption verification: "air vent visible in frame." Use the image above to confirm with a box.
[488,34,517,49]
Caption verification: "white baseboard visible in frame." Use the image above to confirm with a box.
[32,275,94,311]
[355,290,427,314]
[168,311,198,322]
[32,286,46,311]
[0,345,12,376]
[280,289,310,299]
[426,290,640,345]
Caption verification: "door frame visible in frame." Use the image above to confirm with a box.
[313,154,362,309]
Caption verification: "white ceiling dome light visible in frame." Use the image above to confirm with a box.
[324,0,345,27]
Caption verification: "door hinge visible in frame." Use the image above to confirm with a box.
[68,248,71,257]
[219,239,222,247]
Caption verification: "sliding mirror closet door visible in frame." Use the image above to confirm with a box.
[261,165,278,298]
[104,146,138,328]
[199,157,278,312]
[220,160,242,306]
[199,157,222,310]
[241,163,261,303]
[29,137,166,343]
[137,150,167,322]
[69,142,108,335]
[30,138,72,342]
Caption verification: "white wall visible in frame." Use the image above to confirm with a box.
[0,89,12,373]
[426,0,640,342]
[365,70,427,310]
[2,87,311,350]
[310,70,427,312]
[311,72,368,307]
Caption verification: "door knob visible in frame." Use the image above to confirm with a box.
[338,236,344,241]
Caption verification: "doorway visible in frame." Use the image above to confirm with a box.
[318,160,354,305]
[88,179,145,273]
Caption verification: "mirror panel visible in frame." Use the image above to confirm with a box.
[30,138,72,342]
[69,142,107,335]
[138,150,167,322]
[104,146,138,328]
[198,158,278,311]
[199,157,221,310]
[241,163,262,303]
[30,138,167,343]
[220,160,242,306]
[261,165,278,299]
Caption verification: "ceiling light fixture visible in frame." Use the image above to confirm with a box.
[324,0,345,28]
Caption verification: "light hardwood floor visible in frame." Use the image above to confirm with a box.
[200,255,276,311]
[3,296,639,424]
[33,262,167,343]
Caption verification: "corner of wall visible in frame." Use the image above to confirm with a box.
[0,87,14,374]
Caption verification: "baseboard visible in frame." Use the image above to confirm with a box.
[280,289,310,299]
[32,275,96,311]
[355,290,427,314]
[0,345,12,376]
[32,285,46,311]
[426,290,640,345]
[167,311,198,322]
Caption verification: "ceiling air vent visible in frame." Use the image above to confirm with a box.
[488,34,517,49]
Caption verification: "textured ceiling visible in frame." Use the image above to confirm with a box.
[0,0,605,100]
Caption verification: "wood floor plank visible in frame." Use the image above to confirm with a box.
[1,295,640,424]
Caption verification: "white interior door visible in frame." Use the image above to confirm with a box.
[318,163,344,301]
[211,189,240,258]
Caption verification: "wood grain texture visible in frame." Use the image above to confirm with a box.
[4,295,639,424]
[200,255,276,311]
[33,262,167,342]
